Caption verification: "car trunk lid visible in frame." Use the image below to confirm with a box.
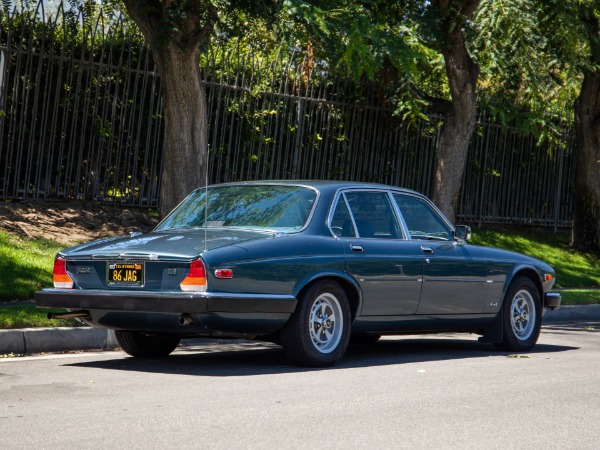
[61,228,275,290]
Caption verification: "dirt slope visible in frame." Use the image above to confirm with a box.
[0,200,160,247]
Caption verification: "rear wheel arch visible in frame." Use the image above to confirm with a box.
[295,275,361,322]
[281,278,352,366]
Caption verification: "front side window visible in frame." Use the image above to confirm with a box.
[156,185,317,232]
[393,194,452,241]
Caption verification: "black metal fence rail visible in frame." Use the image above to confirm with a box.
[0,1,575,227]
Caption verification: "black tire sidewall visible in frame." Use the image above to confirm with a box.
[500,277,542,352]
[115,330,180,358]
[281,280,351,367]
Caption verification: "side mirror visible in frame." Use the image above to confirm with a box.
[454,225,472,241]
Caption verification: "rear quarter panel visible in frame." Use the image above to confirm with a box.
[202,234,348,296]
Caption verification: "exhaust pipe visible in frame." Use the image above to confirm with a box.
[179,314,194,326]
[47,311,91,320]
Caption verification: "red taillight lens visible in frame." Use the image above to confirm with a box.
[53,257,74,289]
[180,259,207,292]
[215,269,233,279]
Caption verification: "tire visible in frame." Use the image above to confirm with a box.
[281,280,351,367]
[115,330,181,358]
[493,277,542,352]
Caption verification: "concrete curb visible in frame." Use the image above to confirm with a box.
[0,327,117,355]
[542,304,600,324]
[0,305,598,355]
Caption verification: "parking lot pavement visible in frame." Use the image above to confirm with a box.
[1,304,598,355]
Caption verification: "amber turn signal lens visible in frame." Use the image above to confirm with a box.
[544,273,553,281]
[53,257,74,289]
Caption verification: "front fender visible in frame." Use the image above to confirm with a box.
[503,263,543,291]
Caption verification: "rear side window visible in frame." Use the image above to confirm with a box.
[343,191,401,239]
[393,194,452,241]
[330,196,355,237]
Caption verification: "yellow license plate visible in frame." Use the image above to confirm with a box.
[107,262,144,287]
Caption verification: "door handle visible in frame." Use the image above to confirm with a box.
[351,245,364,252]
[420,246,434,254]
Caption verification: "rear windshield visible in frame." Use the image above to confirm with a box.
[155,185,317,232]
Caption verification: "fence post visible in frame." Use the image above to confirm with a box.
[553,146,564,233]
[0,48,6,109]
[292,97,305,178]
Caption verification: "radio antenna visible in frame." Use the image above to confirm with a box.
[203,145,210,253]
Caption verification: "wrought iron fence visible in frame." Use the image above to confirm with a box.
[0,1,576,227]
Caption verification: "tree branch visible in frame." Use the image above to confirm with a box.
[460,0,480,19]
[121,0,162,42]
[409,84,452,114]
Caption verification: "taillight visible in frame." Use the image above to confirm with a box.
[53,257,74,289]
[180,259,207,292]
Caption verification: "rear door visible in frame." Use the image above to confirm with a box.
[331,190,423,316]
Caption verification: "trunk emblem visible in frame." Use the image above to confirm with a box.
[167,268,177,276]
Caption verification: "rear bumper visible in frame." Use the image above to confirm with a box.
[35,289,297,314]
[544,292,561,311]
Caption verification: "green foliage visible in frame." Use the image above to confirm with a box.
[0,231,62,301]
[0,304,83,328]
[470,227,600,289]
[472,0,581,146]
[559,289,600,305]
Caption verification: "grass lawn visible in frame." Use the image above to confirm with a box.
[558,289,600,305]
[470,227,600,289]
[0,226,598,329]
[0,304,82,329]
[0,230,61,301]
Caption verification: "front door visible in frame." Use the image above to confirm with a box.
[393,193,489,314]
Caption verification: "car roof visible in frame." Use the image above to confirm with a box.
[207,180,421,196]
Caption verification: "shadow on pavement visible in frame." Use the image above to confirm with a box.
[65,332,579,377]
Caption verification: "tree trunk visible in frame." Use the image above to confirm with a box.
[120,0,214,217]
[154,48,208,216]
[573,69,600,253]
[429,10,479,224]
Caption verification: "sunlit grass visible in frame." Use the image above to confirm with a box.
[558,289,600,305]
[0,231,62,301]
[470,227,600,289]
[0,305,82,328]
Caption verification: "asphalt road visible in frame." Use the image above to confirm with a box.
[1,323,598,449]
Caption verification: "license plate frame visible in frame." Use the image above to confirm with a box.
[107,261,144,287]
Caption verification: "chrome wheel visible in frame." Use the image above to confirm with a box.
[280,280,351,367]
[493,276,541,352]
[309,293,343,354]
[510,289,536,341]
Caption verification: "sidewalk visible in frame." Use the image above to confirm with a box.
[1,305,598,355]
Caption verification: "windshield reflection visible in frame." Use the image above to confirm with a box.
[155,185,317,232]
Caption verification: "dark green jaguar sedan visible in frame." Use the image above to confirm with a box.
[35,181,561,367]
